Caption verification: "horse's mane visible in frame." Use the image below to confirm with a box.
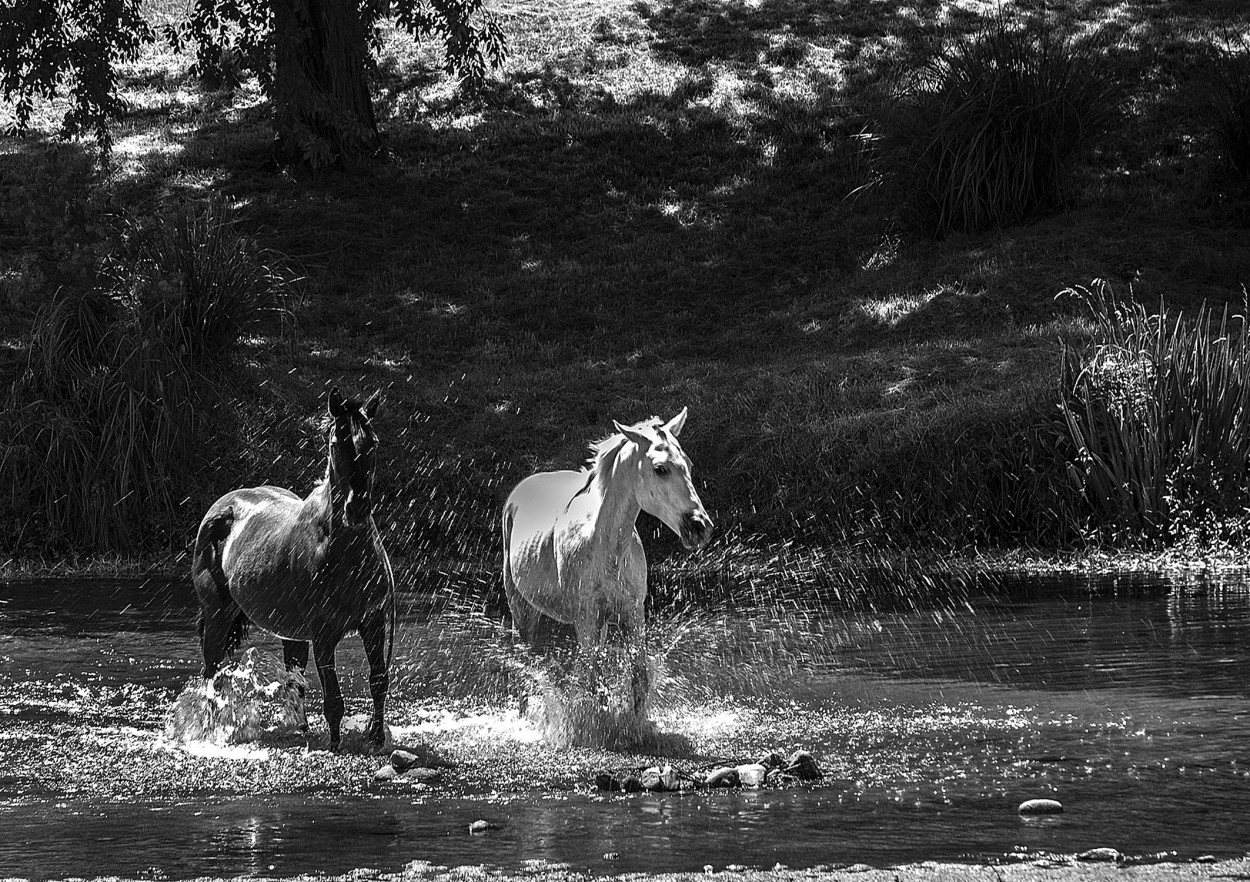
[566,417,664,506]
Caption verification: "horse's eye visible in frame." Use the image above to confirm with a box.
[654,464,670,477]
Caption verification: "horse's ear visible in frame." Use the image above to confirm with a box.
[614,420,652,449]
[364,390,381,420]
[664,406,689,438]
[328,386,348,417]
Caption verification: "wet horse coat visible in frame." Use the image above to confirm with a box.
[502,409,713,707]
[191,388,394,747]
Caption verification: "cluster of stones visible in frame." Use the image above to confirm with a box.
[372,749,443,784]
[596,749,823,793]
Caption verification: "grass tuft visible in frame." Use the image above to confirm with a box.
[870,15,1121,236]
[1,198,296,555]
[1059,282,1250,545]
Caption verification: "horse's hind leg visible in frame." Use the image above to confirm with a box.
[312,634,345,749]
[360,609,389,746]
[197,596,247,680]
[504,577,546,646]
[282,639,310,733]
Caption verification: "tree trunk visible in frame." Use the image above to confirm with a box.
[271,0,380,165]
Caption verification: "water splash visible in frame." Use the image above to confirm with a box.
[525,642,664,750]
[164,647,307,746]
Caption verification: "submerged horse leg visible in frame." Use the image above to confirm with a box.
[313,634,345,749]
[197,598,247,680]
[282,639,310,734]
[360,609,389,745]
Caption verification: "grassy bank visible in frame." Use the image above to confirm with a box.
[3,0,1250,582]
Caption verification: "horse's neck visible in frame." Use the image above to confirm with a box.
[301,480,337,534]
[586,447,641,544]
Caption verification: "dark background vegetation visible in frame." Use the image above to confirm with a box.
[3,0,1250,583]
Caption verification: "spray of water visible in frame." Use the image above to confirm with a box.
[164,647,307,746]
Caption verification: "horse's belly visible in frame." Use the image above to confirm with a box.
[509,532,574,624]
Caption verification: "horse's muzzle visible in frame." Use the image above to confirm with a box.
[680,510,714,550]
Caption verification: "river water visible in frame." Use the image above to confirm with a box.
[1,570,1248,879]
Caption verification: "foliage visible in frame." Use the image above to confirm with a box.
[0,0,152,151]
[1194,30,1250,180]
[1058,282,1250,544]
[2,0,506,155]
[0,199,292,554]
[869,15,1120,236]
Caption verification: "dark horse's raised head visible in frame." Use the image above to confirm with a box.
[191,385,395,749]
[328,387,381,528]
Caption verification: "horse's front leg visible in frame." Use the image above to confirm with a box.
[312,633,345,749]
[282,639,310,735]
[360,607,389,746]
[618,604,650,718]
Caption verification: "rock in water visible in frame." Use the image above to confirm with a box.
[390,749,420,772]
[401,767,441,784]
[757,751,784,769]
[736,763,767,787]
[640,764,678,791]
[784,750,823,780]
[704,767,739,788]
[468,820,498,834]
[1018,798,1063,815]
[1077,848,1120,862]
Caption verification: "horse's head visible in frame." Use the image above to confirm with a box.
[327,386,380,528]
[614,407,714,550]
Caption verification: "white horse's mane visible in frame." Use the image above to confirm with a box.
[581,417,665,496]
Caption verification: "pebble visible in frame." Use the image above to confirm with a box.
[390,750,420,772]
[400,767,441,784]
[784,750,823,780]
[704,767,739,788]
[468,820,497,835]
[735,763,767,787]
[639,764,678,791]
[1017,798,1064,815]
[1077,848,1121,862]
[757,751,784,769]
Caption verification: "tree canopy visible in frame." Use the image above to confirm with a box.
[0,0,506,162]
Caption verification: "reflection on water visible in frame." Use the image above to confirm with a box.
[0,571,1249,879]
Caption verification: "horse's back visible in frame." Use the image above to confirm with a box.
[504,469,589,624]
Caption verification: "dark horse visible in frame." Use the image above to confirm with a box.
[191,387,395,748]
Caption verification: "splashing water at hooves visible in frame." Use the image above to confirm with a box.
[165,647,308,746]
[522,643,666,750]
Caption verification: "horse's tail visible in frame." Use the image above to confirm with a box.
[501,499,516,607]
[191,505,248,677]
[192,505,235,596]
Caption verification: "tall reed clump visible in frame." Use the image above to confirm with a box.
[1194,31,1250,180]
[1059,282,1250,545]
[0,199,293,555]
[872,15,1120,236]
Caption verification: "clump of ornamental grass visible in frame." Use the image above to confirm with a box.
[111,194,298,366]
[0,199,295,554]
[1058,282,1250,545]
[869,15,1121,236]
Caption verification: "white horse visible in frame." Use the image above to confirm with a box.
[501,408,714,713]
